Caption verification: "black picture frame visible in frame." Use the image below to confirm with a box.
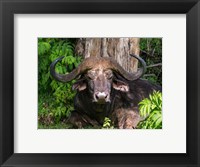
[0,0,200,166]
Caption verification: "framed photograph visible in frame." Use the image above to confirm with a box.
[0,0,199,166]
[37,37,162,130]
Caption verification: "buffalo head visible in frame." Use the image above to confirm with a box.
[50,54,146,104]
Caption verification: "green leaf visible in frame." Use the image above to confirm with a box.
[138,91,162,129]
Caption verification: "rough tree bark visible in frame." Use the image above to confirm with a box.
[75,38,140,73]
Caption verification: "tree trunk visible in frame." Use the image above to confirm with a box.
[75,38,140,73]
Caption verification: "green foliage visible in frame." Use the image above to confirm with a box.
[140,38,162,85]
[38,38,82,125]
[38,122,73,129]
[102,117,114,129]
[137,91,162,129]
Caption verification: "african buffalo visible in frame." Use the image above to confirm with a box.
[50,54,161,129]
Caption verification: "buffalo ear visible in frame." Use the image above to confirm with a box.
[72,80,87,91]
[112,79,129,92]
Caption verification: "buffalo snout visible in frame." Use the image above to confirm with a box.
[94,91,110,103]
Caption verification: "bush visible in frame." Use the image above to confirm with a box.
[140,38,162,85]
[38,38,82,126]
[102,117,114,129]
[137,91,162,129]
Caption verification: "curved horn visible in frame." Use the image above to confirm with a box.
[50,54,146,82]
[110,54,146,81]
[50,56,97,82]
[50,56,81,82]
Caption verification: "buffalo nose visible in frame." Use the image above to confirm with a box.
[95,92,108,100]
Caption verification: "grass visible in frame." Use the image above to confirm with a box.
[38,122,73,129]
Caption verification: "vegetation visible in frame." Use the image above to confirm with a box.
[38,38,82,127]
[137,91,162,129]
[102,117,114,129]
[38,38,162,129]
[140,38,162,85]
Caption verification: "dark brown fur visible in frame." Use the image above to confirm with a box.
[50,56,161,129]
[70,78,161,128]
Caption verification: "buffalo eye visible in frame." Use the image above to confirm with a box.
[87,72,96,80]
[107,74,113,80]
[105,71,113,80]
